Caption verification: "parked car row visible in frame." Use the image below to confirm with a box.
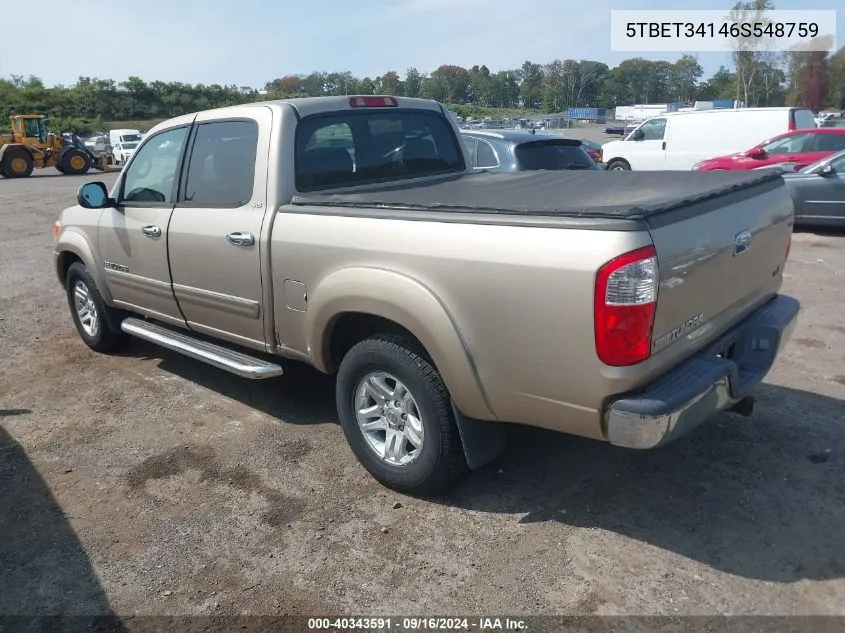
[601,106,818,172]
[692,128,845,172]
[782,149,845,228]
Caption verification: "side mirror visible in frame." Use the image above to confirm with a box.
[819,164,836,176]
[632,129,645,141]
[77,182,114,209]
[746,147,766,159]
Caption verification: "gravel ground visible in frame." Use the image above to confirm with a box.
[1,170,844,621]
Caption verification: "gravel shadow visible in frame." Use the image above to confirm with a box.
[437,383,845,583]
[115,334,845,584]
[0,425,123,626]
[120,338,337,425]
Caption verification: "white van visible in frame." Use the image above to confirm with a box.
[108,128,143,148]
[601,107,816,171]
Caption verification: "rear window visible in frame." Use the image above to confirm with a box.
[514,141,598,171]
[791,108,816,130]
[295,110,465,190]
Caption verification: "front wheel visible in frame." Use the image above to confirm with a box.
[61,148,91,175]
[336,335,467,494]
[65,262,127,353]
[606,159,631,171]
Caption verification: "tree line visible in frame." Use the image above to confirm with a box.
[1,51,843,135]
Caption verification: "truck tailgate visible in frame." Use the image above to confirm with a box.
[646,175,793,366]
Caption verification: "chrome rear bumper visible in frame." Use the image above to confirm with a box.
[605,294,800,449]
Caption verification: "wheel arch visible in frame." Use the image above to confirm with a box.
[54,229,114,305]
[306,267,496,421]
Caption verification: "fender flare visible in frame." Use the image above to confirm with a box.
[306,266,496,421]
[54,228,113,306]
[0,144,25,164]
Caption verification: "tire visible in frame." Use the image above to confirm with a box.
[2,148,34,177]
[61,148,91,175]
[336,335,467,494]
[65,262,127,353]
[606,159,631,171]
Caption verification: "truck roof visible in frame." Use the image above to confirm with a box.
[145,96,446,137]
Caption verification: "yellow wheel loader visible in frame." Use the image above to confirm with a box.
[0,114,120,178]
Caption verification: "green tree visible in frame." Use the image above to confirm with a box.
[669,55,704,103]
[518,61,544,108]
[403,68,423,98]
[827,47,845,109]
[729,0,776,106]
[376,71,401,95]
[429,65,470,103]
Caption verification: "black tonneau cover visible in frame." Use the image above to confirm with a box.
[290,169,784,220]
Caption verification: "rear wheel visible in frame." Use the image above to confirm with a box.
[336,335,467,494]
[606,159,631,171]
[61,148,91,175]
[65,262,127,353]
[2,149,34,178]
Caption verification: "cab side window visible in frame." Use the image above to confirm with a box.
[638,118,666,141]
[183,120,259,206]
[476,139,499,168]
[829,154,845,172]
[121,126,189,204]
[812,134,845,153]
[463,137,478,167]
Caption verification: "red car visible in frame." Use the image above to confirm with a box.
[692,128,845,171]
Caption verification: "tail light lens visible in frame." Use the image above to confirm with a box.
[594,245,659,366]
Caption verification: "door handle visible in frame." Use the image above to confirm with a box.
[662,141,667,150]
[226,231,255,247]
[142,225,162,238]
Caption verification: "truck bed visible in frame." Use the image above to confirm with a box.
[290,169,784,220]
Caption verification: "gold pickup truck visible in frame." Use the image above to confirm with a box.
[53,96,800,494]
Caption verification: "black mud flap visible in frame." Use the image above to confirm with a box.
[451,400,506,470]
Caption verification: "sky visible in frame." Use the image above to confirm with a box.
[1,0,841,88]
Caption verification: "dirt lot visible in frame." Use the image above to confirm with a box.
[1,171,844,620]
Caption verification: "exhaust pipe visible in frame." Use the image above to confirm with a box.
[728,395,755,418]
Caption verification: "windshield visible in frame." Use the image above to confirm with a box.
[122,142,139,150]
[121,134,142,142]
[761,134,808,154]
[514,141,598,171]
[295,110,465,190]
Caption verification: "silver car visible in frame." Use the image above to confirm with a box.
[782,149,845,228]
[460,129,600,172]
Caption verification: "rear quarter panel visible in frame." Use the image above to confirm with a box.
[270,210,652,438]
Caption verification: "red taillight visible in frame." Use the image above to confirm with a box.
[594,245,659,367]
[349,96,398,108]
